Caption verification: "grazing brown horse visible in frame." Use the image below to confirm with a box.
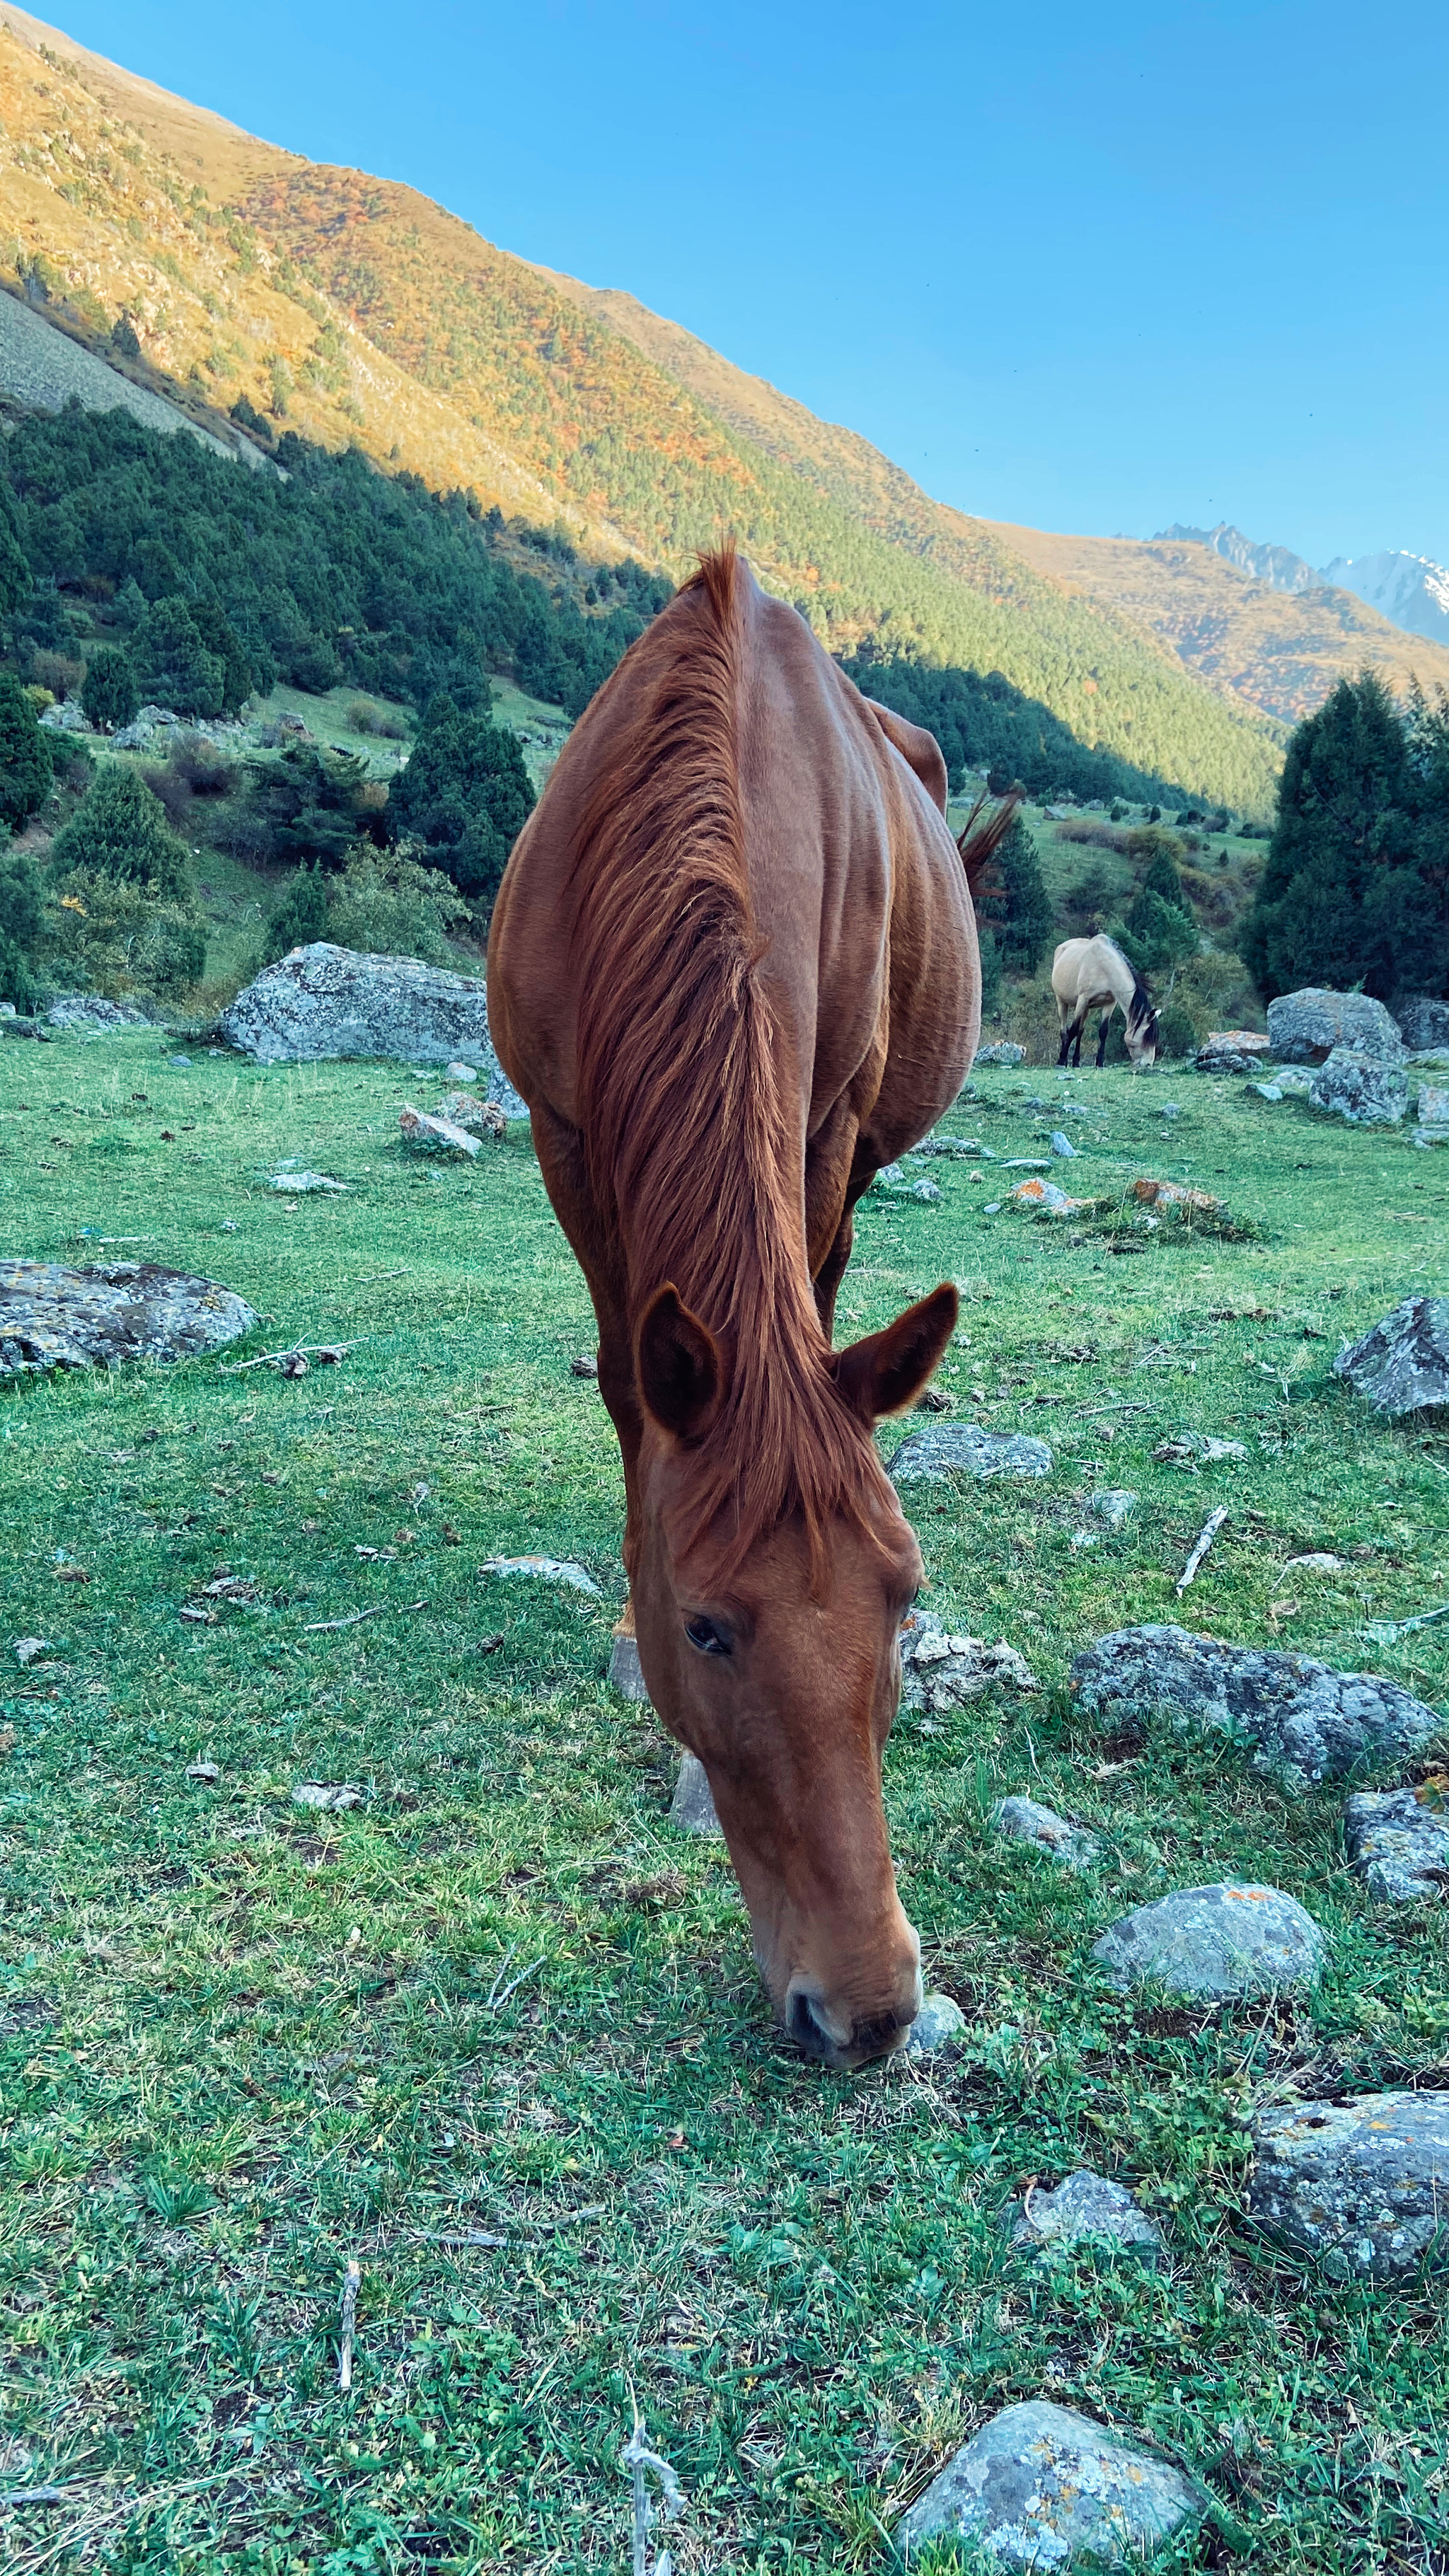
[1051,933,1159,1068]
[489,550,1012,2067]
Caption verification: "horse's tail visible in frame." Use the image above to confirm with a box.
[955,787,1022,907]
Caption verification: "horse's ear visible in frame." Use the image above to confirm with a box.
[636,1284,725,1441]
[831,1284,958,1423]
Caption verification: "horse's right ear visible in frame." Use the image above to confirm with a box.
[636,1285,725,1441]
[831,1284,959,1422]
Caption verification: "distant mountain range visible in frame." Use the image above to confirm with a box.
[1163,524,1449,652]
[0,5,1445,809]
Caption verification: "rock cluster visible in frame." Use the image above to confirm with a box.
[973,1040,1024,1066]
[1070,1623,1438,1786]
[45,995,150,1030]
[1309,1046,1408,1125]
[1196,1029,1271,1073]
[899,1614,1039,1711]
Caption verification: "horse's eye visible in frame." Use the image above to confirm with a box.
[685,1615,730,1657]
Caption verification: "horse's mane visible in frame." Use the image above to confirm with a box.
[569,545,892,1577]
[1095,933,1159,1043]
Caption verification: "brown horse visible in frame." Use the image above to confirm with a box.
[488,550,1011,2067]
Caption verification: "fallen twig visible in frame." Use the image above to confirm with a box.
[304,1600,427,1634]
[219,1339,366,1376]
[621,2402,684,2576]
[485,1944,546,2011]
[1175,1506,1228,1595]
[413,2229,508,2248]
[337,2258,360,2393]
[0,2485,70,2507]
[1364,1600,1449,1644]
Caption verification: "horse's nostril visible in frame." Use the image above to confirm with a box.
[787,1989,834,2057]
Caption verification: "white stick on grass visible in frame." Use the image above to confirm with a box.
[1175,1506,1228,1595]
[337,2258,361,2393]
[620,2403,683,2576]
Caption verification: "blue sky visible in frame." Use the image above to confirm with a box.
[56,1,1449,566]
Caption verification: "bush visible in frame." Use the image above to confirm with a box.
[1154,1000,1199,1061]
[47,869,205,997]
[0,928,37,1011]
[81,645,139,732]
[239,741,381,868]
[50,765,194,901]
[347,700,407,740]
[387,693,533,913]
[326,843,471,964]
[1061,864,1115,932]
[262,860,331,964]
[30,647,83,701]
[0,673,54,830]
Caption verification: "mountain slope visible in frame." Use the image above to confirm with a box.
[990,521,1449,727]
[0,5,1286,808]
[1321,550,1449,650]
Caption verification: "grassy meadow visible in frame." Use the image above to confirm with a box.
[1,1034,1448,2572]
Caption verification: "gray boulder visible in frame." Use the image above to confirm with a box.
[219,942,528,1110]
[1070,1624,1438,1787]
[1268,988,1404,1065]
[1247,2091,1449,2280]
[668,1751,722,1836]
[1344,1786,1449,1901]
[890,1421,1053,1483]
[45,995,150,1030]
[991,1794,1100,1869]
[896,2401,1206,2567]
[1005,2170,1164,2265]
[1091,1883,1324,1997]
[1308,1046,1407,1126]
[1394,995,1449,1051]
[1334,1295,1449,1416]
[0,1260,255,1376]
[607,1629,650,1703]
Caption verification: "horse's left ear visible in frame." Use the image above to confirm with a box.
[831,1283,958,1423]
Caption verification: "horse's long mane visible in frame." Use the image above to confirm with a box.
[1112,940,1160,1045]
[569,546,891,1576]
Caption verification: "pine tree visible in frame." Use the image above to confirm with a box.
[134,596,226,718]
[1240,672,1433,1000]
[263,860,331,961]
[0,845,43,1010]
[387,694,534,906]
[50,766,194,901]
[0,673,52,831]
[81,645,139,732]
[976,811,1053,971]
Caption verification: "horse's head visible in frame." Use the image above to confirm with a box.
[626,1281,958,2069]
[1126,1011,1159,1068]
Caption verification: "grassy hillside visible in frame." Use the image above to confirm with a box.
[3,1032,1447,2569]
[0,8,1287,812]
[990,521,1449,728]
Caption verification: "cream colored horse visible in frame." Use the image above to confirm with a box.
[1051,935,1158,1067]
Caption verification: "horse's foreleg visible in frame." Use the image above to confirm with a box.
[1056,1023,1072,1067]
[804,1095,865,1343]
[1095,1012,1111,1069]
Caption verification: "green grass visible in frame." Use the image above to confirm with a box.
[1,1039,1448,2572]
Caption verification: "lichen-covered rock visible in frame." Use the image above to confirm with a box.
[1070,1624,1438,1786]
[1308,1046,1408,1126]
[1196,1030,1271,1074]
[607,1628,650,1703]
[899,1613,1039,1711]
[1416,1081,1449,1128]
[1267,988,1404,1065]
[890,1422,1053,1483]
[1089,1488,1138,1528]
[399,1104,480,1156]
[1334,1296,1449,1416]
[1005,2170,1165,2265]
[1091,1883,1324,1997]
[0,1260,255,1375]
[896,2400,1206,2567]
[1395,995,1449,1051]
[45,995,150,1029]
[437,1090,507,1138]
[901,1991,966,2056]
[974,1041,1024,1067]
[219,942,528,1109]
[668,1750,722,1835]
[1344,1786,1449,1901]
[1247,2091,1449,2280]
[991,1795,1100,1869]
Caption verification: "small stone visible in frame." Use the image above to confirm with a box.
[1070,1623,1437,1786]
[1416,1081,1449,1128]
[991,1794,1100,1868]
[896,2400,1206,2565]
[481,1556,601,1596]
[608,1628,650,1702]
[1089,1488,1138,1528]
[891,1423,1053,1484]
[1309,1046,1407,1126]
[1157,1099,1184,1116]
[570,1353,599,1379]
[900,1612,1039,1710]
[1267,988,1404,1065]
[1253,1081,1284,1102]
[446,1061,478,1082]
[1344,1786,1449,1902]
[270,1169,347,1193]
[1333,1295,1449,1416]
[908,1176,941,1203]
[168,1055,192,1070]
[1049,1130,1078,1157]
[901,1990,966,2055]
[1283,1552,1343,1574]
[13,1636,49,1665]
[1247,2091,1449,2279]
[668,1750,722,1835]
[291,1781,364,1812]
[974,1041,1025,1067]
[1007,2169,1164,2263]
[1091,1882,1324,1997]
[1273,1066,1312,1095]
[185,1760,221,1783]
[399,1105,481,1157]
[875,1162,903,1186]
[437,1091,507,1139]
